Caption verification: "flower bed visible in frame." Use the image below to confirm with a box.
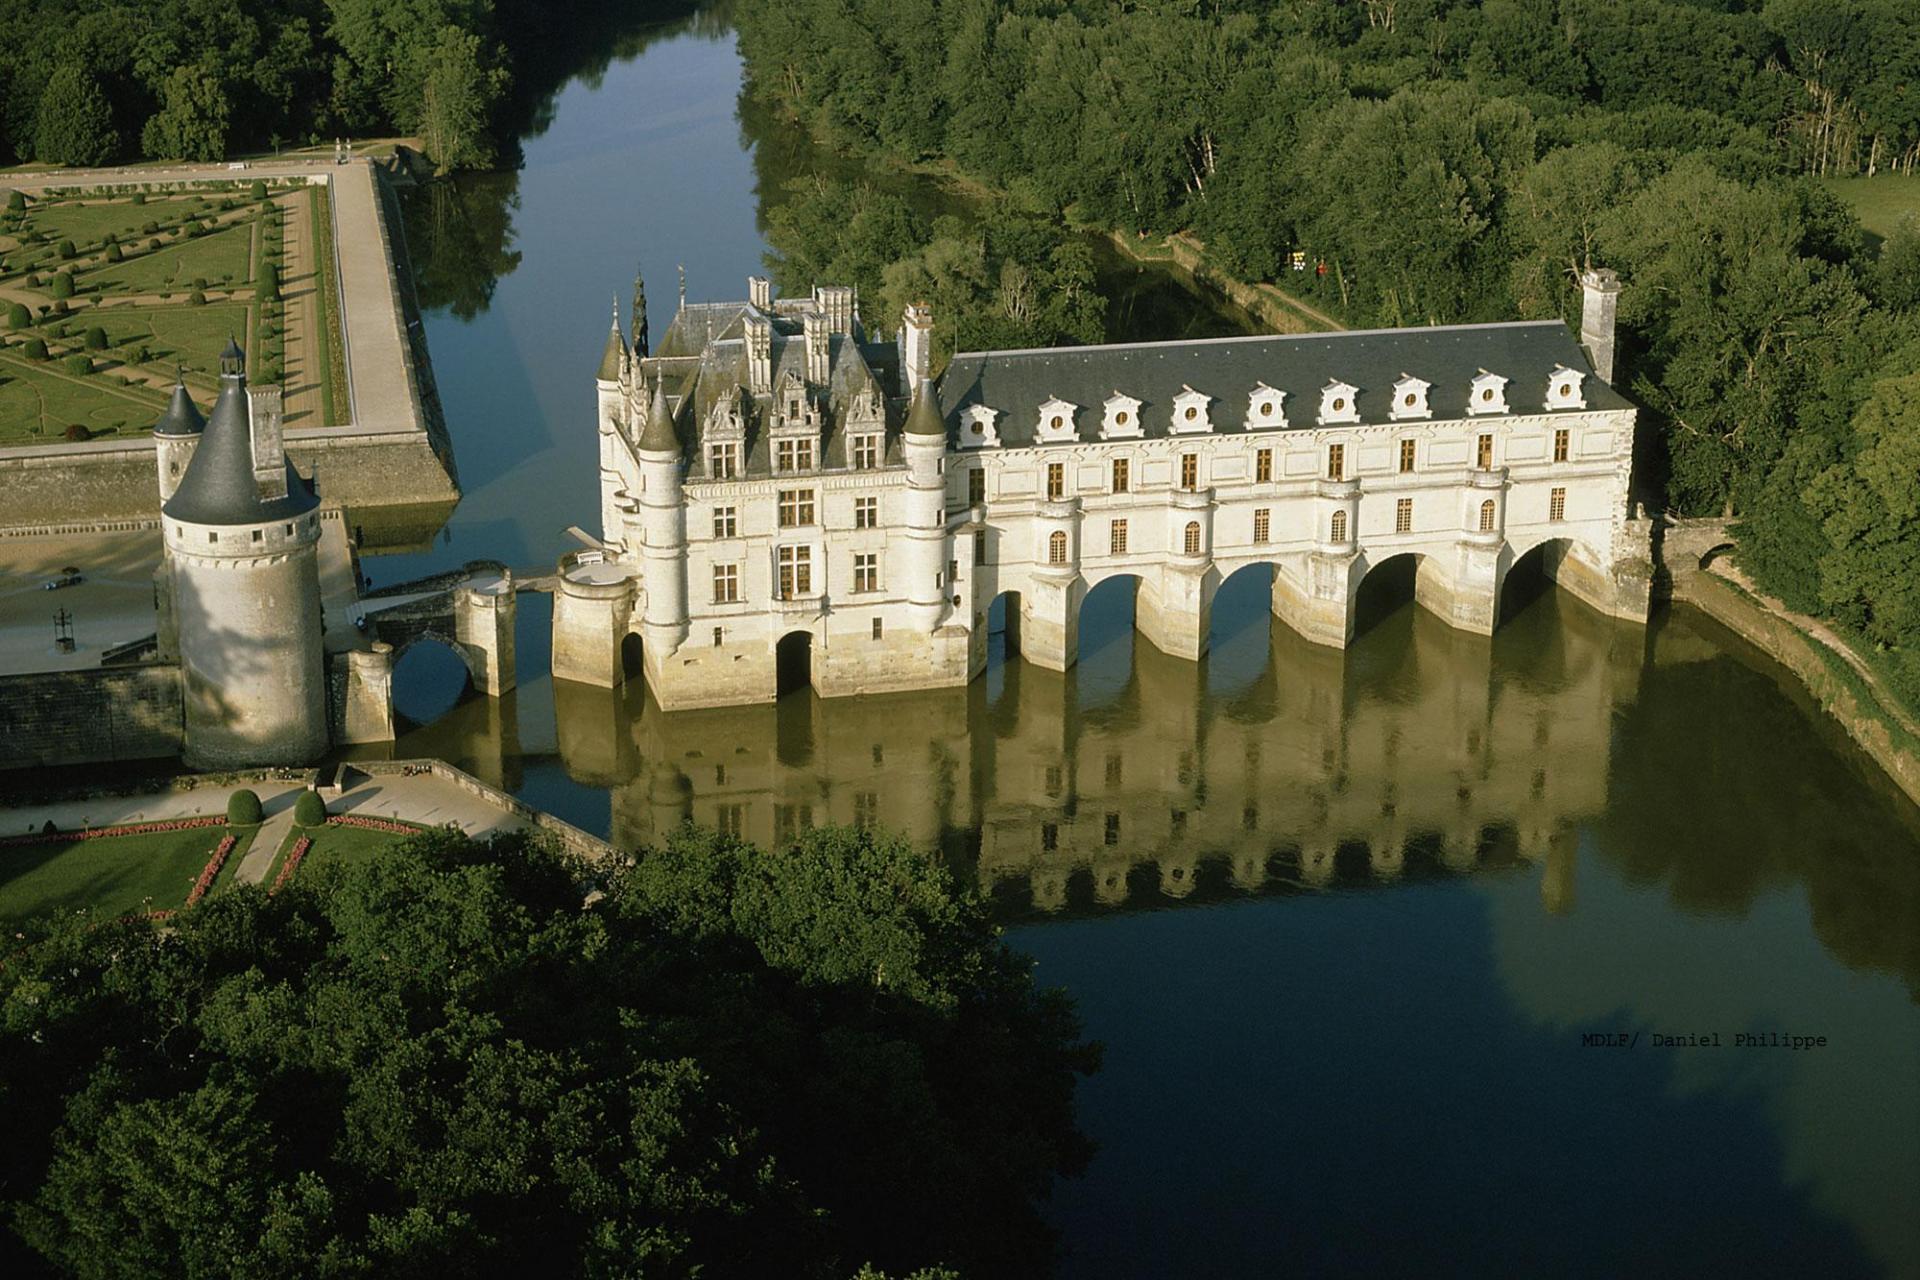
[0,816,222,848]
[326,815,417,835]
[270,836,311,895]
[184,833,237,907]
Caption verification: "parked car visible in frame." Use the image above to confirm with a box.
[43,567,82,590]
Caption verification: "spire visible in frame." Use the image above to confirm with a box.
[677,263,686,312]
[904,377,946,439]
[162,341,315,525]
[153,374,205,438]
[596,297,623,382]
[632,267,649,358]
[638,378,679,453]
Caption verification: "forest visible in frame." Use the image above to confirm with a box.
[736,0,1920,707]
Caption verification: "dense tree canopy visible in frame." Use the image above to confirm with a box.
[0,826,1095,1278]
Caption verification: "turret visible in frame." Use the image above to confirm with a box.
[631,268,649,358]
[637,379,688,656]
[902,380,950,631]
[900,301,933,397]
[1579,267,1620,384]
[597,299,627,541]
[152,375,205,503]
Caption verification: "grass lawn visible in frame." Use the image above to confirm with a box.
[86,222,255,294]
[0,823,251,930]
[264,819,426,886]
[0,350,167,442]
[1820,174,1920,251]
[89,301,254,379]
[18,196,207,252]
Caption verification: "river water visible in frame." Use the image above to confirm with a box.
[368,19,1920,1277]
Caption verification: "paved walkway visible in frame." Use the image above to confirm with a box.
[234,802,297,886]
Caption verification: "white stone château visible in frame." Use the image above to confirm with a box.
[571,271,1650,709]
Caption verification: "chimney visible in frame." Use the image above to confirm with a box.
[803,308,830,385]
[901,301,933,396]
[814,285,856,335]
[748,275,772,312]
[745,310,772,394]
[248,384,287,499]
[1579,267,1621,384]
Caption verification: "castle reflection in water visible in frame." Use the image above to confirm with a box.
[544,579,1647,918]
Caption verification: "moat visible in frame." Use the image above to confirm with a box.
[360,17,1918,1277]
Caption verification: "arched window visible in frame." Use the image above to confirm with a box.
[1478,499,1496,533]
[1330,510,1348,544]
[1048,530,1068,565]
[1183,521,1202,556]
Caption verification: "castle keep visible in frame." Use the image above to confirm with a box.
[571,271,1650,710]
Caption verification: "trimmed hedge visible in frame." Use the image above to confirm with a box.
[292,789,327,827]
[226,789,263,825]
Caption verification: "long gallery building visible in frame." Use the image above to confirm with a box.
[564,271,1651,709]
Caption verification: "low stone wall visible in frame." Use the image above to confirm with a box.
[1675,571,1920,808]
[350,759,618,863]
[0,663,183,769]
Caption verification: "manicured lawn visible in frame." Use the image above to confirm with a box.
[0,351,167,442]
[1820,174,1920,251]
[86,222,255,294]
[88,301,254,379]
[0,822,252,930]
[265,819,426,887]
[17,196,207,252]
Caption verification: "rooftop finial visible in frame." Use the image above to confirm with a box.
[677,263,686,311]
[218,337,244,379]
[632,267,649,358]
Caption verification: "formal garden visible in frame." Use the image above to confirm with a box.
[0,177,345,445]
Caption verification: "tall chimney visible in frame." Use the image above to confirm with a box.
[901,301,933,396]
[745,310,772,394]
[248,384,287,499]
[748,275,772,312]
[803,308,830,385]
[1579,268,1621,384]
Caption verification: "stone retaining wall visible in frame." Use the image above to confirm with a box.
[0,663,183,769]
[350,759,617,863]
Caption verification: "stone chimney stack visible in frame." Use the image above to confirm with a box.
[814,285,856,336]
[745,310,773,394]
[803,308,830,385]
[1579,267,1621,384]
[748,275,773,312]
[901,301,933,397]
[248,384,287,499]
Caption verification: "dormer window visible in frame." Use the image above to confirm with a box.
[1468,370,1510,415]
[1102,392,1143,439]
[1318,380,1360,425]
[1544,366,1586,410]
[1390,374,1430,421]
[959,404,1000,450]
[1247,383,1287,429]
[1036,396,1079,443]
[1170,386,1212,434]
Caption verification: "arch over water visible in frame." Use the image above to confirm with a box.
[390,634,475,727]
[775,629,814,698]
[1350,551,1431,640]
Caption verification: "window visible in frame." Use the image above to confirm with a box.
[777,545,812,598]
[283,524,292,536]
[776,438,814,473]
[853,553,878,593]
[1110,519,1128,554]
[1476,434,1493,469]
[1256,448,1273,483]
[854,791,878,827]
[1253,508,1270,544]
[251,529,263,542]
[1183,521,1202,556]
[1327,444,1345,480]
[708,443,738,478]
[713,625,723,647]
[872,617,883,641]
[1396,497,1413,534]
[778,489,815,528]
[1048,530,1069,565]
[1045,764,1063,797]
[1554,428,1570,463]
[1478,500,1496,533]
[973,529,987,565]
[1330,509,1348,543]
[1549,486,1567,522]
[712,505,737,538]
[852,435,879,470]
[1105,813,1120,846]
[1046,462,1065,500]
[854,496,877,529]
[1399,439,1416,473]
[947,558,958,588]
[208,531,218,543]
[1112,457,1129,493]
[1181,453,1198,490]
[712,563,739,603]
[1041,823,1059,852]
[968,467,985,505]
[1106,753,1122,786]
[716,804,744,839]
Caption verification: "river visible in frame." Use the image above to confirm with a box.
[367,18,1920,1277]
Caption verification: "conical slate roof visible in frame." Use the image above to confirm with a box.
[637,378,679,452]
[597,305,624,382]
[903,378,946,438]
[161,355,316,526]
[152,379,205,438]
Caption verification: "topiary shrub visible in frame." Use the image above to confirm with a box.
[188,289,206,306]
[249,180,266,201]
[147,237,161,251]
[292,789,327,827]
[141,220,157,235]
[51,271,73,299]
[258,261,279,302]
[6,303,27,330]
[192,277,207,291]
[63,422,91,441]
[103,242,121,262]
[24,337,47,360]
[133,344,150,363]
[131,191,145,205]
[84,325,106,350]
[7,191,25,212]
[56,239,74,259]
[63,353,91,375]
[226,789,263,824]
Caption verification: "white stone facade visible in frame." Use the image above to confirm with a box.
[571,279,1651,711]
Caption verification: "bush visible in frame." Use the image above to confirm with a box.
[293,789,327,827]
[23,338,47,360]
[141,220,158,235]
[148,238,161,251]
[188,289,206,306]
[193,277,207,290]
[56,239,74,259]
[259,260,279,301]
[103,242,121,262]
[63,423,91,441]
[63,353,90,375]
[6,191,24,212]
[51,300,67,316]
[226,789,263,824]
[5,303,27,330]
[133,344,151,363]
[249,180,267,201]
[131,192,146,205]
[51,271,73,299]
[83,325,106,350]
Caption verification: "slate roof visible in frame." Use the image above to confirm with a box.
[153,380,205,437]
[935,321,1626,446]
[162,367,317,526]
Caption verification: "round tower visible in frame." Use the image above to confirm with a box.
[160,341,327,768]
[637,378,688,657]
[902,380,950,631]
[153,375,205,503]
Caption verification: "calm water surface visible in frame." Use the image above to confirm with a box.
[367,20,1920,1277]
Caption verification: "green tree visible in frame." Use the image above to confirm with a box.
[83,326,106,350]
[1875,214,1920,312]
[258,259,280,302]
[6,303,28,330]
[417,26,507,174]
[50,271,73,300]
[140,65,232,163]
[34,64,119,167]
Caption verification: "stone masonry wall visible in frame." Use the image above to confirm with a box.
[0,664,183,769]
